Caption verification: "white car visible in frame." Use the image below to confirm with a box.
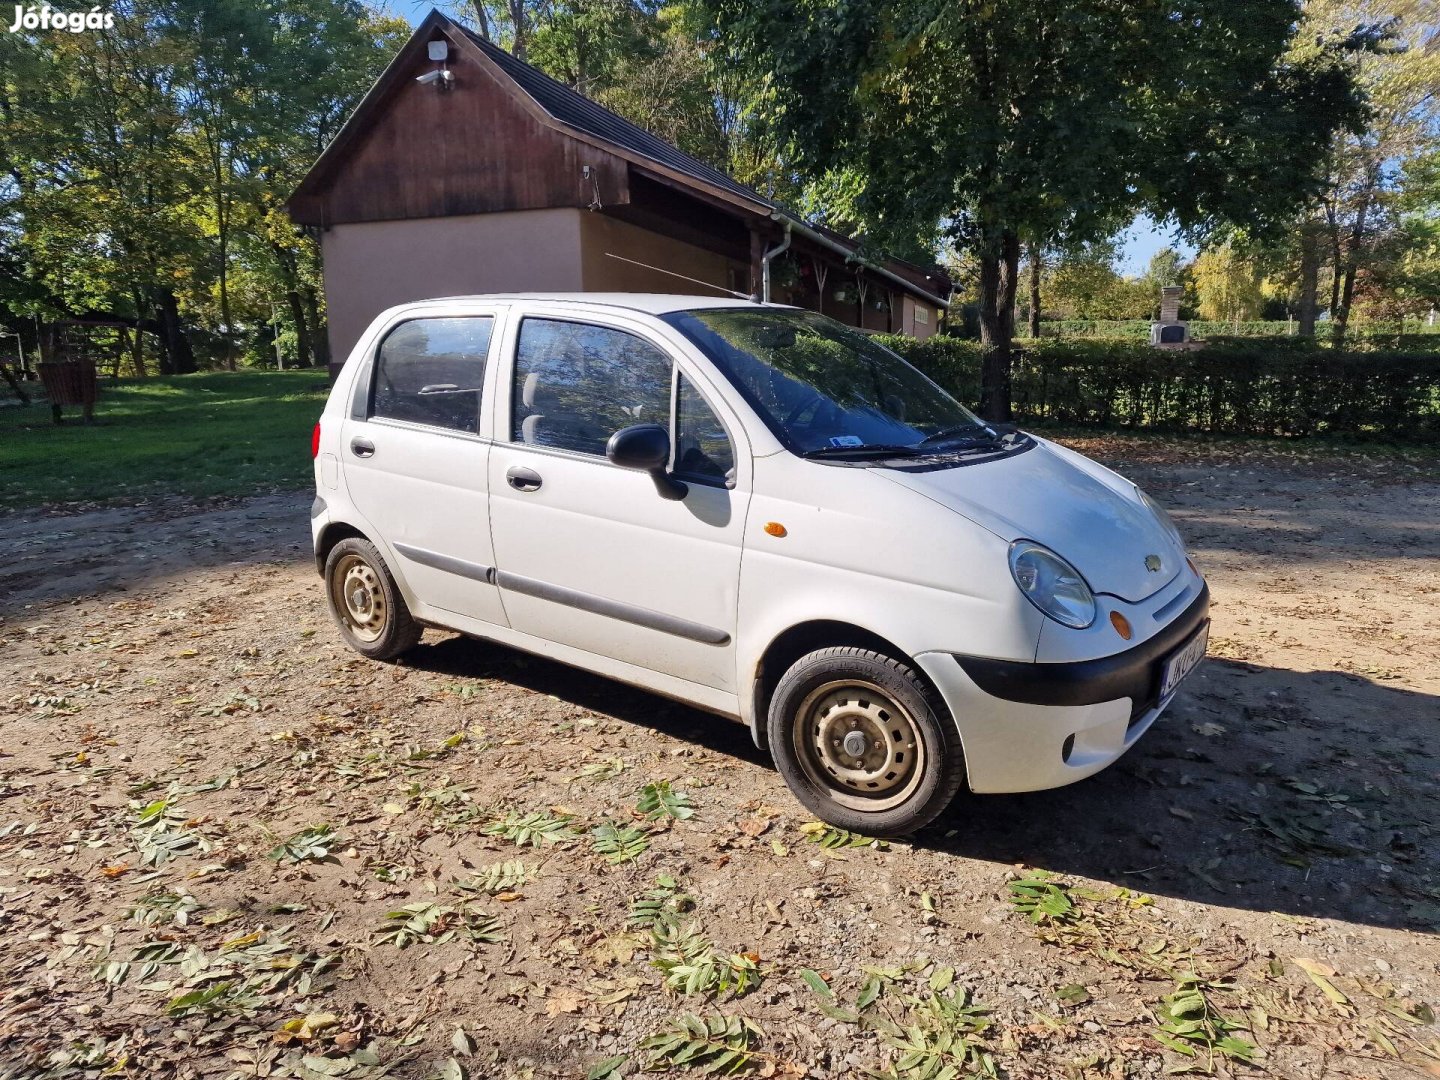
[311,294,1209,835]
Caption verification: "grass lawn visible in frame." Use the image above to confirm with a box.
[0,369,329,510]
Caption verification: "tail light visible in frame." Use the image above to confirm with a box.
[311,421,322,459]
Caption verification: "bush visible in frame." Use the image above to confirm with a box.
[877,334,1440,440]
[1028,319,1440,346]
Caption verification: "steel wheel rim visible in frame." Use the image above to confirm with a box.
[792,679,926,813]
[331,554,387,643]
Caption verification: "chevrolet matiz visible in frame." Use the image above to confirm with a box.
[311,294,1209,835]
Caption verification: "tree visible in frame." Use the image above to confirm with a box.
[695,0,1369,419]
[0,2,203,372]
[1192,244,1265,325]
[0,0,405,372]
[1299,0,1439,340]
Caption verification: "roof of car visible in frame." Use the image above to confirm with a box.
[419,293,795,315]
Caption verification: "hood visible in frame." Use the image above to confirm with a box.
[877,437,1184,603]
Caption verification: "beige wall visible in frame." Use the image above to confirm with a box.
[900,295,939,340]
[321,208,586,364]
[580,213,744,299]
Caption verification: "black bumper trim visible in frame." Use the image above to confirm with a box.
[955,582,1210,708]
[311,494,327,520]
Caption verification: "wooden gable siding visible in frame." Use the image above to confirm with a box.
[287,32,630,227]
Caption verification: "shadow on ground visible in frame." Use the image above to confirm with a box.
[411,634,1439,933]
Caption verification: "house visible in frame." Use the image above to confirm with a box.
[286,10,951,370]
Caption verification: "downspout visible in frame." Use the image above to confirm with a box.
[768,210,950,310]
[761,222,792,303]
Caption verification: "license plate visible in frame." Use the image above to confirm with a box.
[1160,622,1209,699]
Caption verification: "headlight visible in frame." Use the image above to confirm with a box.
[1008,541,1096,629]
[1137,487,1185,549]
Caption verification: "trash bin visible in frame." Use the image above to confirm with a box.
[38,360,98,424]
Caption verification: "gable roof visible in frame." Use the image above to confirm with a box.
[455,25,775,213]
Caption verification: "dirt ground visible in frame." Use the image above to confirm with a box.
[1,436,1437,1080]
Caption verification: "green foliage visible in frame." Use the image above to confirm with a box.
[267,824,337,864]
[879,334,1440,441]
[1,0,407,369]
[483,810,579,848]
[372,902,505,949]
[130,792,211,867]
[798,820,886,850]
[650,920,761,999]
[635,781,696,822]
[874,989,997,1079]
[628,874,695,930]
[457,860,533,895]
[1008,877,1077,926]
[1152,976,1259,1070]
[639,1012,763,1073]
[591,821,651,864]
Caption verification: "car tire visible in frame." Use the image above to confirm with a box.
[767,647,966,836]
[324,538,423,661]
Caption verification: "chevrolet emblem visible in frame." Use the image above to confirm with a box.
[1145,554,1163,573]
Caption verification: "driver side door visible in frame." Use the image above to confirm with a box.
[487,312,749,693]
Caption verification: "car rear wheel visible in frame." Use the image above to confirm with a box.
[324,538,422,660]
[767,647,966,836]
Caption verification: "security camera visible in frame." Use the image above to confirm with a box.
[415,69,453,87]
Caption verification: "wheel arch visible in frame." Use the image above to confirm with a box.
[749,620,947,750]
[314,520,369,575]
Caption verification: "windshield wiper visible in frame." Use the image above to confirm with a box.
[916,424,1000,448]
[802,443,923,459]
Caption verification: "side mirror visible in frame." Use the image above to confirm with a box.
[606,423,688,501]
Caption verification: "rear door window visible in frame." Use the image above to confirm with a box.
[371,317,494,434]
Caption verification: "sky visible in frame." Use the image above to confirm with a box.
[1118,216,1196,277]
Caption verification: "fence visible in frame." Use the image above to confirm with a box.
[879,335,1440,440]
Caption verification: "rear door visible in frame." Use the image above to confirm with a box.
[487,309,750,692]
[339,309,508,627]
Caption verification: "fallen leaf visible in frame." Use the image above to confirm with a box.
[546,987,583,1016]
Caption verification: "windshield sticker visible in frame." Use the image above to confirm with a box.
[828,435,865,448]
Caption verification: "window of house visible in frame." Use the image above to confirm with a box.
[512,318,672,456]
[372,317,493,434]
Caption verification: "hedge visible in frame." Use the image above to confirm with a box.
[877,334,1440,440]
[1030,319,1440,347]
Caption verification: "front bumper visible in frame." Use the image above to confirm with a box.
[914,584,1210,793]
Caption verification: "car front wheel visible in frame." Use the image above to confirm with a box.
[767,647,966,836]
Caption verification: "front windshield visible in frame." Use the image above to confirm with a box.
[662,308,989,456]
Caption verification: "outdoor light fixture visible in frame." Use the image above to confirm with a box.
[417,40,453,90]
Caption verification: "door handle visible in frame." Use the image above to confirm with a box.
[350,437,375,458]
[506,465,543,492]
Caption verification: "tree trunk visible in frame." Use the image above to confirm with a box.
[978,229,1020,421]
[1333,190,1372,346]
[2,363,30,404]
[1027,244,1041,338]
[1297,221,1320,338]
[302,285,330,369]
[509,0,528,59]
[152,288,196,374]
[286,290,312,368]
[470,0,491,39]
